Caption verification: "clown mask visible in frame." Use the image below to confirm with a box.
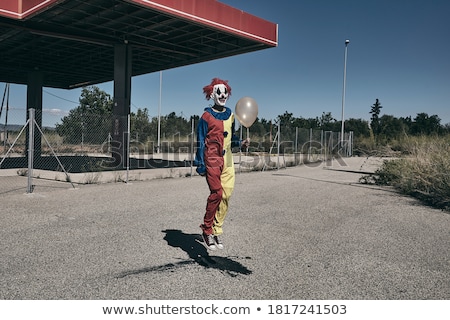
[211,84,229,107]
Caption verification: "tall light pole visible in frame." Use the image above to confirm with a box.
[340,39,350,146]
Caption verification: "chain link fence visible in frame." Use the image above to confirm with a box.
[1,108,352,193]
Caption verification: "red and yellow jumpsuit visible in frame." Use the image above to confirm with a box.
[195,106,241,236]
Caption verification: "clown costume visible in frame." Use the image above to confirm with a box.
[194,78,249,250]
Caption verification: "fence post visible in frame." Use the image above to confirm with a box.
[321,130,324,161]
[277,121,280,170]
[349,131,353,157]
[309,128,312,162]
[27,108,35,193]
[126,114,130,183]
[190,118,194,178]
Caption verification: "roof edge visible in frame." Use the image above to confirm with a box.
[129,0,278,47]
[0,0,60,19]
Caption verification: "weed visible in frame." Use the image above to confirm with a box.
[367,135,450,211]
[83,172,102,184]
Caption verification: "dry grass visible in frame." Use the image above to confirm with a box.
[370,135,450,211]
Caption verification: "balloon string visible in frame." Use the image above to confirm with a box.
[239,123,243,174]
[246,127,249,156]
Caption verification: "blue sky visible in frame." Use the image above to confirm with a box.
[1,0,449,127]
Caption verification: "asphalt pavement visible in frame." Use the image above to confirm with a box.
[0,157,449,300]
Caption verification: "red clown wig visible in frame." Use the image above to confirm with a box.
[202,78,232,100]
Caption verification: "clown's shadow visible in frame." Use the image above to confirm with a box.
[116,229,252,278]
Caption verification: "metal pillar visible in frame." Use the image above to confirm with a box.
[27,108,35,193]
[112,43,132,167]
[26,71,43,165]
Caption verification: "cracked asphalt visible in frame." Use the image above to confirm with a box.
[1,157,449,300]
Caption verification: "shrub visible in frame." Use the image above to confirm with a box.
[370,135,450,210]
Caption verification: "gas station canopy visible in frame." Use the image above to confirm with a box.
[0,0,278,89]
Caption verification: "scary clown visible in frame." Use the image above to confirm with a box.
[194,78,250,250]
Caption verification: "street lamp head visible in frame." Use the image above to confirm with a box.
[345,39,350,44]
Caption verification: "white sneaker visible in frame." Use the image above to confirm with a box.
[201,233,217,251]
[213,235,224,249]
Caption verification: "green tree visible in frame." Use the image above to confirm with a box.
[410,113,442,135]
[130,108,152,142]
[400,116,413,134]
[56,86,113,144]
[443,123,450,134]
[148,112,190,142]
[378,114,406,141]
[277,111,296,140]
[292,116,320,129]
[370,99,383,137]
[318,112,338,131]
[244,117,269,138]
[276,111,295,127]
[344,118,370,137]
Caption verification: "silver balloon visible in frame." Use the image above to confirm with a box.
[235,97,258,128]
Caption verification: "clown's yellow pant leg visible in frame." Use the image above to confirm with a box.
[212,155,235,235]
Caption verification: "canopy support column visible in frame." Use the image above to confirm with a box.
[112,44,132,167]
[26,71,43,165]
